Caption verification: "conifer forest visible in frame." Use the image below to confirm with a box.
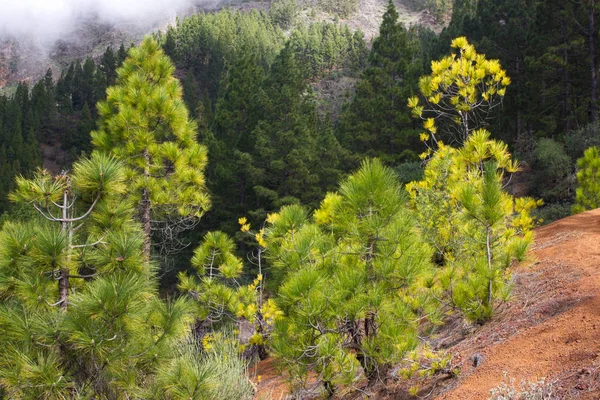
[1,0,600,398]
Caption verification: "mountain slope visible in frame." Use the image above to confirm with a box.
[0,0,443,91]
[435,208,600,399]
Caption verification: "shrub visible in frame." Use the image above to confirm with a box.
[154,330,255,400]
[564,121,600,161]
[532,138,574,203]
[573,146,600,213]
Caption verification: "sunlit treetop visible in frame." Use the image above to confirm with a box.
[408,36,511,153]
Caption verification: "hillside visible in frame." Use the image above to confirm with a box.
[0,0,443,90]
[252,209,600,399]
[435,208,600,399]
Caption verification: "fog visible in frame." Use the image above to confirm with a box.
[0,0,202,44]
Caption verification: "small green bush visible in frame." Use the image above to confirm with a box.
[531,203,572,225]
[269,0,299,29]
[565,121,600,161]
[573,146,600,213]
[532,138,574,203]
[154,330,255,400]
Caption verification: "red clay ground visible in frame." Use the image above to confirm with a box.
[253,208,600,399]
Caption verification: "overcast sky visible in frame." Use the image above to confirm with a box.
[0,0,196,43]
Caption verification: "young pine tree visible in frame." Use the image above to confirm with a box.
[408,36,511,149]
[407,130,539,322]
[92,37,210,259]
[267,159,436,394]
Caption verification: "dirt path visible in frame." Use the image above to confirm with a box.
[436,209,600,399]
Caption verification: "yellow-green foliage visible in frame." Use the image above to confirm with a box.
[408,37,511,149]
[266,159,437,393]
[178,231,247,322]
[573,146,600,213]
[407,130,539,322]
[153,330,254,400]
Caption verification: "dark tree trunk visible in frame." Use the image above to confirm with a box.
[562,18,571,133]
[142,188,151,260]
[590,0,598,122]
[142,149,151,260]
[58,268,69,310]
[324,380,335,398]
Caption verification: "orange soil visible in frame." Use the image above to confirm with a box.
[254,209,600,399]
[436,208,600,399]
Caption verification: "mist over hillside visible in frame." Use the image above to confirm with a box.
[0,0,441,90]
[0,0,223,89]
[0,0,221,42]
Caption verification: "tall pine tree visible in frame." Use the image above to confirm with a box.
[92,37,210,259]
[338,0,424,164]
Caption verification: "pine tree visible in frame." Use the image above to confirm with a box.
[338,0,423,163]
[407,130,539,322]
[0,153,200,398]
[468,0,537,144]
[252,43,324,211]
[92,37,211,259]
[267,159,436,393]
[99,46,118,86]
[56,64,74,115]
[207,50,266,223]
[408,37,511,149]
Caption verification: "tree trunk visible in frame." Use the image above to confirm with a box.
[58,268,69,310]
[562,18,571,134]
[60,188,70,310]
[590,0,598,122]
[356,351,378,383]
[486,226,493,309]
[142,149,151,260]
[324,380,335,398]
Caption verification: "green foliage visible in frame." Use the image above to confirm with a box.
[92,37,210,258]
[269,0,299,29]
[531,138,573,203]
[408,130,538,322]
[573,146,600,213]
[565,121,600,161]
[396,161,424,184]
[179,230,249,322]
[532,203,573,225]
[161,10,285,102]
[267,159,436,392]
[338,0,425,163]
[317,0,359,18]
[288,22,368,79]
[154,331,254,400]
[0,83,42,213]
[0,154,200,398]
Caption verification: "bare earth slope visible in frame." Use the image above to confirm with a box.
[436,208,600,399]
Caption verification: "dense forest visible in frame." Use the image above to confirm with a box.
[1,0,600,398]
